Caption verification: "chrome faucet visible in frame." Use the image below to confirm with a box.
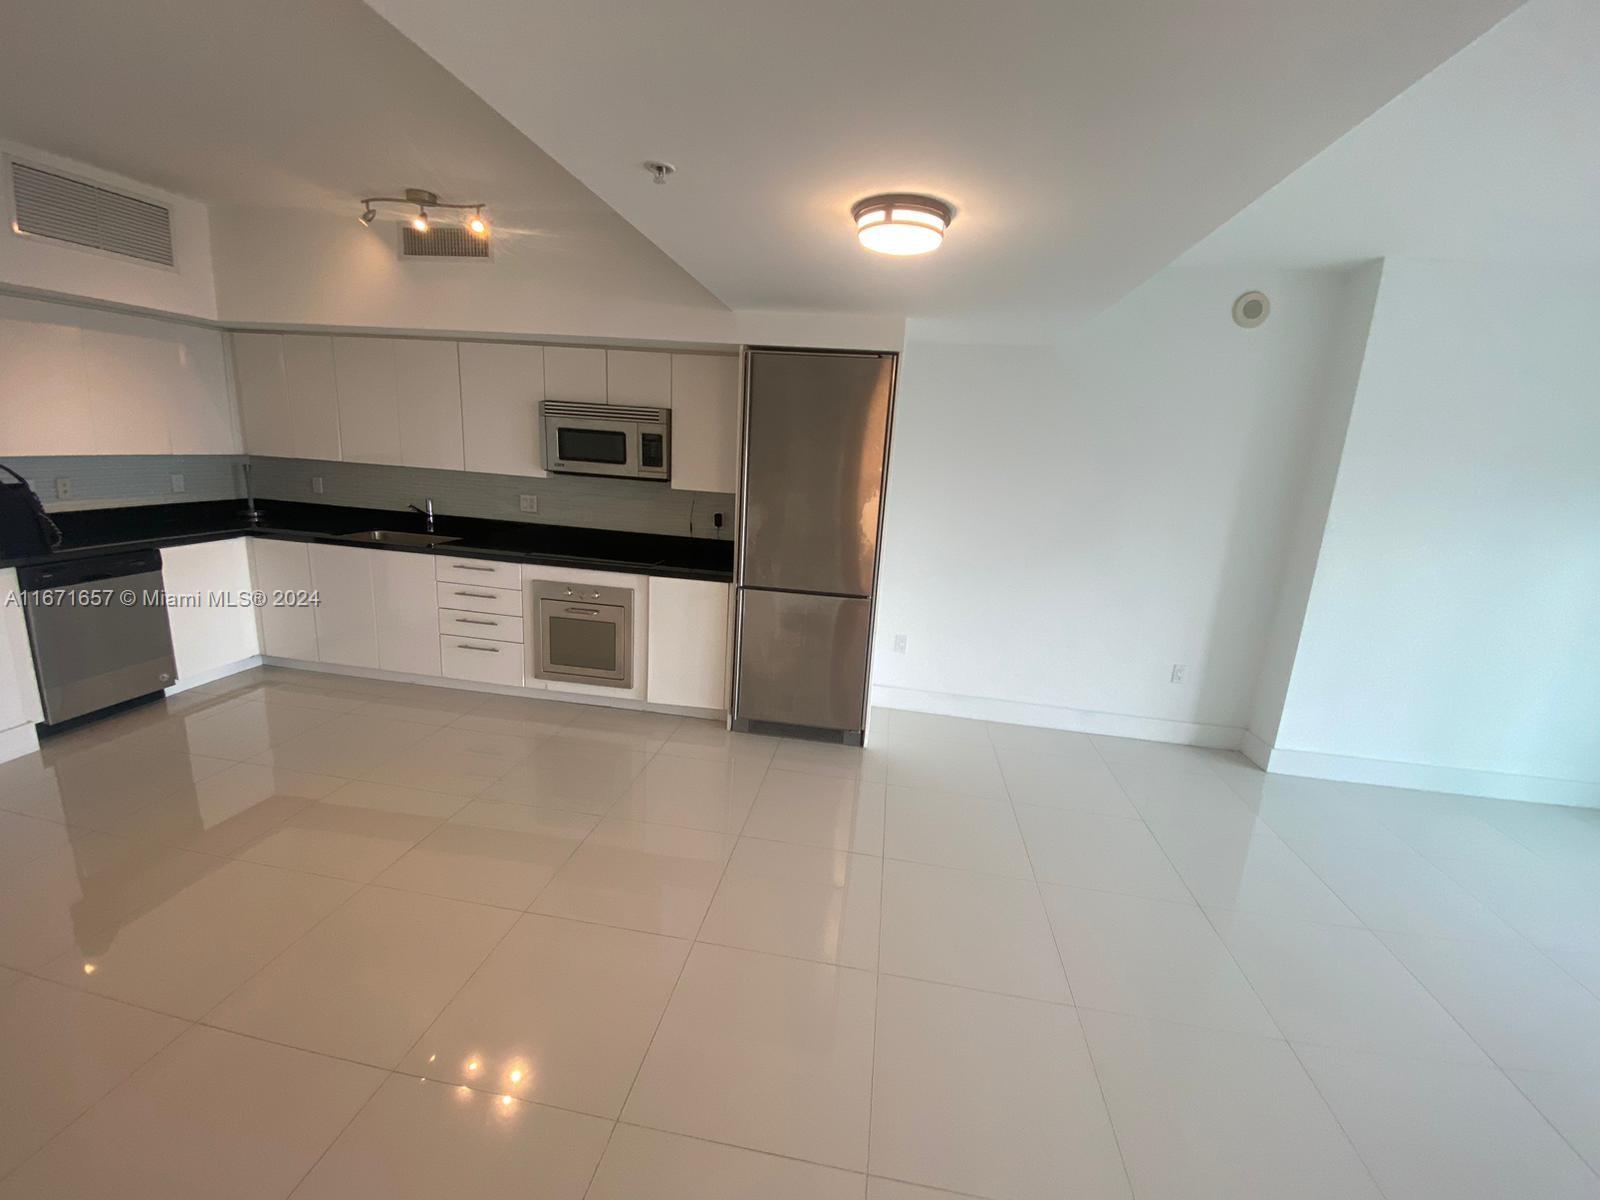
[408,498,435,533]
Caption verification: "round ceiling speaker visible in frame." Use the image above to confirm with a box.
[1233,291,1270,328]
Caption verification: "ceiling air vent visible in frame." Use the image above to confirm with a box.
[10,161,174,266]
[399,223,490,259]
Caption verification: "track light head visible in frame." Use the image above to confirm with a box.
[358,206,377,226]
[411,209,429,234]
[467,208,488,237]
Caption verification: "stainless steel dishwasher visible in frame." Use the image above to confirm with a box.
[19,549,177,729]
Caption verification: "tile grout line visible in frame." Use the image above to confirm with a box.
[580,735,778,1198]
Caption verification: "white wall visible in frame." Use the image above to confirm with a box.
[1270,259,1600,801]
[872,266,1371,743]
[0,142,219,320]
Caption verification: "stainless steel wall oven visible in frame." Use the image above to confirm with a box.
[531,580,633,688]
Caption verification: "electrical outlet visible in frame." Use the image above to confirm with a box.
[311,476,325,495]
[54,477,72,500]
[519,494,538,514]
[892,633,908,654]
[1170,663,1187,684]
[170,473,186,494]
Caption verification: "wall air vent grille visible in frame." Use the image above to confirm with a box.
[399,224,490,259]
[10,161,174,266]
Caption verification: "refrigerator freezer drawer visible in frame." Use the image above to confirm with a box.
[734,589,872,733]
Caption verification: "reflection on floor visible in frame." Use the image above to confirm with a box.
[1,666,1599,1198]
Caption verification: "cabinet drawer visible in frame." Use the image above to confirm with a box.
[435,581,522,616]
[440,636,523,686]
[435,557,520,589]
[439,608,524,645]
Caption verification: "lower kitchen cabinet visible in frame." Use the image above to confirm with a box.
[373,551,442,676]
[161,539,260,681]
[645,577,730,710]
[306,543,378,668]
[441,635,523,686]
[249,538,320,661]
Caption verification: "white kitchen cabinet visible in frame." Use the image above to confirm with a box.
[167,323,239,454]
[333,336,400,465]
[670,354,740,494]
[459,341,546,478]
[161,539,261,682]
[0,297,95,455]
[606,349,671,408]
[646,577,730,710]
[543,346,606,405]
[373,551,442,676]
[81,315,176,455]
[231,333,292,457]
[394,339,464,470]
[307,543,378,668]
[441,635,523,687]
[0,567,44,758]
[249,538,319,661]
[282,335,342,460]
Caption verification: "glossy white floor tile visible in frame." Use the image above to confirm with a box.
[1080,1009,1381,1199]
[0,1025,383,1200]
[289,1075,611,1200]
[1041,885,1278,1036]
[587,1124,866,1200]
[879,858,1068,1001]
[625,943,877,1170]
[700,836,882,968]
[1298,1044,1600,1200]
[206,885,515,1067]
[870,974,1129,1200]
[0,977,184,1177]
[2,675,1598,1198]
[400,914,688,1118]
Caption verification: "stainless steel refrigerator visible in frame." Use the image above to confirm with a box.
[731,348,897,744]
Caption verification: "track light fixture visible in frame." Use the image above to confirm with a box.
[357,188,489,237]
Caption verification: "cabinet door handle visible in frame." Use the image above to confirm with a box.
[456,617,498,626]
[457,643,499,653]
[454,590,497,599]
[452,565,495,572]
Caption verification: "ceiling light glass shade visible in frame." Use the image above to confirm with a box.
[852,194,952,255]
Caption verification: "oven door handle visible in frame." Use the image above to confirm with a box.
[561,606,601,616]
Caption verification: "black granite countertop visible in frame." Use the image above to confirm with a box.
[0,499,734,582]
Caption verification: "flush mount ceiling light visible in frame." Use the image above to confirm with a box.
[852,194,953,256]
[358,188,490,238]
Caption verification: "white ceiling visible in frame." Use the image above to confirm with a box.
[368,0,1523,335]
[0,0,721,309]
[1181,0,1600,269]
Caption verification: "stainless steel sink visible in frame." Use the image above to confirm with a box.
[335,529,461,548]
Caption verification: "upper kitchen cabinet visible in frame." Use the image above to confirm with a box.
[394,339,464,471]
[0,296,96,455]
[543,345,606,405]
[332,336,399,465]
[606,349,671,408]
[670,354,740,493]
[460,341,546,478]
[80,313,182,455]
[281,334,342,460]
[166,323,239,455]
[231,332,291,456]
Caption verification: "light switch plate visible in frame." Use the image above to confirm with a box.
[170,473,186,493]
[311,476,325,495]
[54,477,72,500]
[519,494,538,513]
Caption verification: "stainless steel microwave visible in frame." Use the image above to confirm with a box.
[541,400,671,481]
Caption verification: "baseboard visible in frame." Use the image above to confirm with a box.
[867,684,1245,750]
[166,655,264,695]
[260,657,723,721]
[1239,728,1273,770]
[1265,745,1600,810]
[0,721,39,764]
